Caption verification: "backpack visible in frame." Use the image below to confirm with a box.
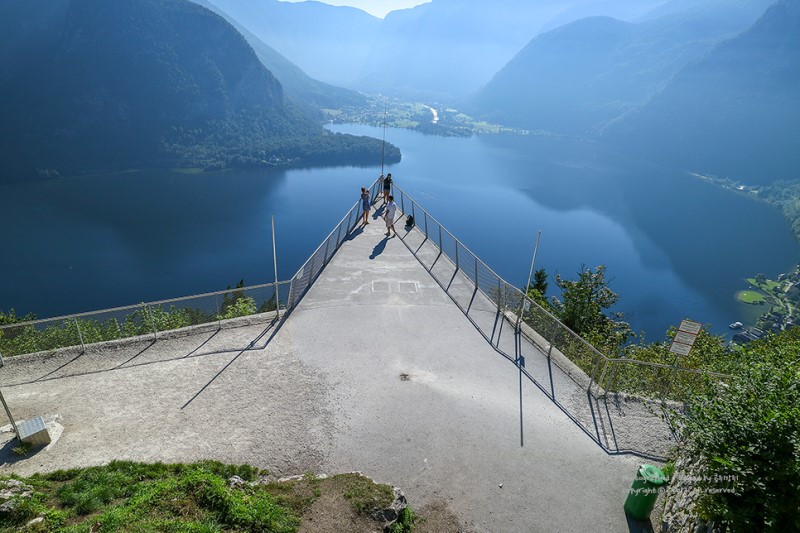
[406,215,415,228]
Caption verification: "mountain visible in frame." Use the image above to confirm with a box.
[191,0,366,110]
[0,0,396,178]
[462,0,774,136]
[201,0,381,87]
[607,0,800,184]
[355,0,668,100]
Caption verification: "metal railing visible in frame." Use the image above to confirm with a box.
[0,176,385,358]
[0,282,291,357]
[390,183,727,403]
[286,177,383,310]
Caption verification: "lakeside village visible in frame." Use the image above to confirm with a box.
[732,263,800,345]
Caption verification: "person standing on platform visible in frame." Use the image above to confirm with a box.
[384,195,398,237]
[360,187,371,226]
[383,173,393,205]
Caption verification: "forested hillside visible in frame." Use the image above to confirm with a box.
[0,0,397,179]
[607,0,800,184]
[463,0,774,137]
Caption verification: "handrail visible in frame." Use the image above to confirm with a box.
[0,281,291,331]
[390,182,729,392]
[288,177,381,283]
[392,182,607,362]
[286,177,383,311]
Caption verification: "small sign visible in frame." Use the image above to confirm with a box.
[523,300,531,312]
[669,342,693,356]
[674,331,698,346]
[678,319,702,335]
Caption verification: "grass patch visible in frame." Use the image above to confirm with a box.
[746,278,781,292]
[0,463,413,533]
[737,290,767,305]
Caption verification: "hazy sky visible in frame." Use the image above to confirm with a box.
[280,0,430,18]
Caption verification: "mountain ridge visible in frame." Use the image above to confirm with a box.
[0,0,397,179]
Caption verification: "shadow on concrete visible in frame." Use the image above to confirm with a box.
[6,324,274,388]
[183,330,221,358]
[32,351,89,383]
[344,226,364,241]
[372,205,385,219]
[369,238,388,260]
[396,221,671,460]
[626,514,655,533]
[181,319,281,410]
[0,438,46,468]
[115,340,157,368]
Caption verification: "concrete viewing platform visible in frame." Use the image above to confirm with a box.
[0,198,660,532]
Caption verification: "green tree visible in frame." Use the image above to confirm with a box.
[0,308,36,325]
[532,267,548,294]
[755,273,767,285]
[677,328,800,532]
[551,265,632,345]
[524,267,551,310]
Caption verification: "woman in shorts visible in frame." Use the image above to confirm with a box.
[383,173,393,204]
[360,187,371,225]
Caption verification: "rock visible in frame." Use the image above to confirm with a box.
[0,499,18,513]
[372,487,408,525]
[228,476,245,489]
[26,516,45,527]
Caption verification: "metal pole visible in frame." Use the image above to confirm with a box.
[525,230,542,293]
[74,317,85,353]
[424,212,428,238]
[547,320,558,357]
[497,278,503,313]
[272,215,281,318]
[455,241,459,270]
[474,257,479,288]
[380,97,387,176]
[438,225,443,250]
[0,390,19,441]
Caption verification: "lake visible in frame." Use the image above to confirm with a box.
[1,124,797,340]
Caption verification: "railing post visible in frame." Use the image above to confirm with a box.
[286,280,295,312]
[411,202,415,225]
[308,252,317,287]
[400,194,405,217]
[335,221,343,248]
[474,257,479,288]
[547,319,558,357]
[272,215,281,320]
[497,278,502,313]
[424,211,429,238]
[142,304,157,341]
[589,356,606,393]
[438,225,443,250]
[215,293,222,328]
[322,238,330,266]
[455,240,459,270]
[73,317,85,353]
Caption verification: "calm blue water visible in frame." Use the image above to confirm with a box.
[1,124,797,340]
